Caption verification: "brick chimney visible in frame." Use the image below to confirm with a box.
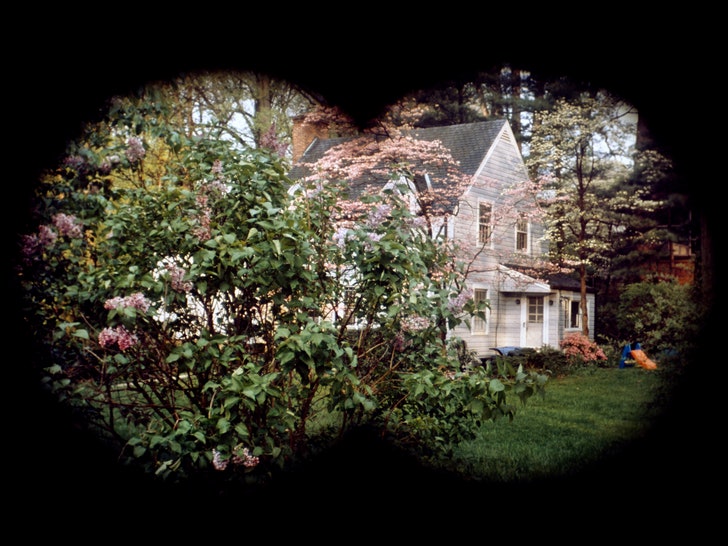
[291,115,330,162]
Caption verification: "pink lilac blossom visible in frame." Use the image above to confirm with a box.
[447,288,473,314]
[20,233,42,260]
[365,204,392,228]
[401,315,430,332]
[104,292,151,313]
[232,447,260,468]
[212,449,228,471]
[362,232,383,251]
[166,263,193,292]
[20,226,56,260]
[333,227,350,248]
[52,213,83,238]
[98,326,139,350]
[125,137,146,163]
[212,447,260,471]
[393,332,410,352]
[190,179,228,241]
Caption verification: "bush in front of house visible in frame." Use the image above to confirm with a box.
[559,332,608,367]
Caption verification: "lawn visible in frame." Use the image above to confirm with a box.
[450,365,672,483]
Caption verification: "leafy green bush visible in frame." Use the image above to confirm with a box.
[15,90,543,488]
[616,277,704,358]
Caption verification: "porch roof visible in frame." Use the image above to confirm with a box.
[496,265,551,294]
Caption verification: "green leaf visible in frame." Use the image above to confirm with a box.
[489,378,505,393]
[72,329,90,339]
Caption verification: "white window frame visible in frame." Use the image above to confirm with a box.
[471,286,490,335]
[477,200,493,247]
[565,299,581,330]
[516,214,529,253]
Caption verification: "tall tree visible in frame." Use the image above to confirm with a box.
[526,92,663,337]
[152,71,319,156]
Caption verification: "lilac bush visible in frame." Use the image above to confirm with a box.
[15,86,545,487]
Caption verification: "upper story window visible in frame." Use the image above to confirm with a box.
[478,202,492,245]
[516,214,529,252]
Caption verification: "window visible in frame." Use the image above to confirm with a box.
[528,296,543,323]
[478,202,492,245]
[472,288,488,334]
[566,300,581,329]
[516,215,528,252]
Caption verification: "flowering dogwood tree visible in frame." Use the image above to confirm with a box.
[527,93,667,337]
[16,84,545,488]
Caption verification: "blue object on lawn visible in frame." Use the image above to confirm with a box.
[619,342,641,369]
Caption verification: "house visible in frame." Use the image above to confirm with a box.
[289,117,596,358]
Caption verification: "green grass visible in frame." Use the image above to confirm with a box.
[450,365,672,483]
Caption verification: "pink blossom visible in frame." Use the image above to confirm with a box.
[212,449,228,471]
[402,315,430,332]
[212,446,259,471]
[447,288,473,314]
[38,225,58,246]
[52,213,83,238]
[166,263,193,292]
[333,227,350,248]
[365,204,392,228]
[559,332,606,362]
[232,447,260,468]
[104,292,151,313]
[125,137,146,163]
[98,326,139,350]
[20,225,58,262]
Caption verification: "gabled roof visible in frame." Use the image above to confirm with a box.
[288,119,509,195]
[409,120,508,177]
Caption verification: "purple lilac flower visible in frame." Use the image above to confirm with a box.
[104,292,151,313]
[212,449,228,471]
[166,263,193,292]
[98,326,139,350]
[447,288,473,314]
[365,204,392,228]
[125,137,146,163]
[52,213,83,238]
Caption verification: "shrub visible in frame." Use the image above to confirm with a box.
[559,333,607,365]
[616,277,704,358]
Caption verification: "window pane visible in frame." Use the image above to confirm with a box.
[472,288,487,332]
[528,297,543,322]
[479,203,491,244]
[516,216,528,251]
[570,301,580,328]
